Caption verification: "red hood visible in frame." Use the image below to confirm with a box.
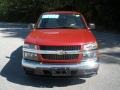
[25,29,96,46]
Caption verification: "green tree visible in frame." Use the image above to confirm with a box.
[0,0,119,31]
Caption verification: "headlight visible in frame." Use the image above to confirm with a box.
[82,42,98,61]
[83,42,97,50]
[23,52,38,61]
[23,44,37,49]
[23,44,38,61]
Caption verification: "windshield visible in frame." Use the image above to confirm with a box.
[36,14,86,29]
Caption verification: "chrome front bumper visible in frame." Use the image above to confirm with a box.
[22,59,99,77]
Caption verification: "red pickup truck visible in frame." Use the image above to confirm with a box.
[22,11,99,77]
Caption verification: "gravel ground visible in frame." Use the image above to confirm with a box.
[0,23,120,90]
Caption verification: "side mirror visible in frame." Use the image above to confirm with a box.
[89,23,95,29]
[28,23,35,29]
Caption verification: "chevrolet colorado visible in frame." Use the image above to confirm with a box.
[22,11,99,77]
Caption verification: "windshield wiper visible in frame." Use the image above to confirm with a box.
[36,26,81,29]
[57,26,80,29]
[36,27,57,29]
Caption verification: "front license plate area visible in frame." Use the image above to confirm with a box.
[52,68,71,76]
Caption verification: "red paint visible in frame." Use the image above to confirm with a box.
[25,29,96,46]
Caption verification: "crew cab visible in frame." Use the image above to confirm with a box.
[22,11,99,77]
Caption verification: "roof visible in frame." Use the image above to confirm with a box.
[43,11,81,14]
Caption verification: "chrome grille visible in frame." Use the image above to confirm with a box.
[40,46,80,60]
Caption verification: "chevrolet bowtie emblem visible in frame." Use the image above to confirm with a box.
[57,50,67,55]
